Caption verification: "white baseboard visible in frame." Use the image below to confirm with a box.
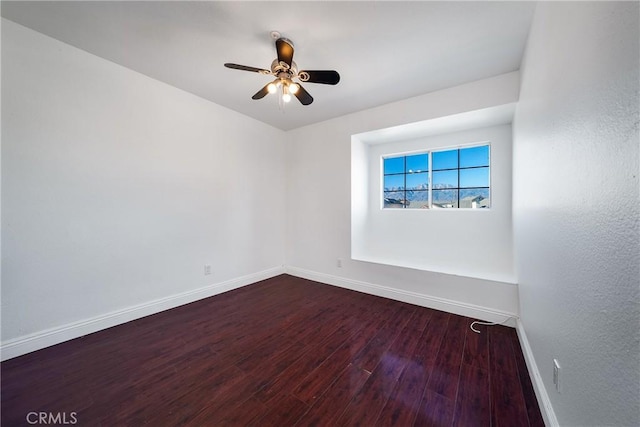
[1,266,517,362]
[516,319,559,427]
[3,265,557,427]
[0,266,285,361]
[286,266,518,326]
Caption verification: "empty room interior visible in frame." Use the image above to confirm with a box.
[1,1,638,426]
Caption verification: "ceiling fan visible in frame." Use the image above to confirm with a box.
[224,34,340,106]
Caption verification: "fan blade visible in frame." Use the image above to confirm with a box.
[276,38,294,68]
[293,84,313,105]
[299,70,340,85]
[224,63,270,74]
[252,83,271,100]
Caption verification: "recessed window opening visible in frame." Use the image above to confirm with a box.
[383,144,490,209]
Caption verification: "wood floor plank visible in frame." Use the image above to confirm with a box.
[255,393,309,427]
[413,389,455,427]
[290,338,365,405]
[1,275,543,427]
[452,363,491,427]
[335,347,409,426]
[386,308,434,360]
[295,363,371,427]
[337,307,431,426]
[425,314,467,399]
[489,326,530,427]
[254,315,370,402]
[238,339,308,388]
[236,333,303,373]
[291,304,400,404]
[149,364,262,425]
[463,320,490,368]
[373,307,443,426]
[411,310,450,369]
[374,360,429,427]
[509,328,546,427]
[351,304,416,373]
[215,396,268,426]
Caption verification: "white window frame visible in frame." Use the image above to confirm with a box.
[381,142,491,210]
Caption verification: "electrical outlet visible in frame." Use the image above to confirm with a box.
[204,264,212,276]
[553,359,561,392]
[336,258,343,268]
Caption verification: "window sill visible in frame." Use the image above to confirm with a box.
[351,253,517,285]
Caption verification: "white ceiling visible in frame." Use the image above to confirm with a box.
[1,1,536,131]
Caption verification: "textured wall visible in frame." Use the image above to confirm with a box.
[513,2,639,425]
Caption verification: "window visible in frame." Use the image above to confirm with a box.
[383,144,490,209]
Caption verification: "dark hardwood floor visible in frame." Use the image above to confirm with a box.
[1,274,545,426]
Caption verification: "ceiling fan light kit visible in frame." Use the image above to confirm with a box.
[224,35,340,107]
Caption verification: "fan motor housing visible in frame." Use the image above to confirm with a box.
[271,59,297,79]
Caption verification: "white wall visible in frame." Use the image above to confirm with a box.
[355,124,514,284]
[286,73,520,322]
[1,19,286,357]
[513,2,639,426]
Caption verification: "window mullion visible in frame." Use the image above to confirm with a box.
[428,151,433,208]
[403,156,407,209]
[457,149,461,208]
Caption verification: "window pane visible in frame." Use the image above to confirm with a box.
[384,191,406,208]
[405,154,428,173]
[432,149,458,170]
[383,157,404,175]
[432,189,459,208]
[460,145,490,168]
[406,172,428,190]
[405,190,429,209]
[382,144,491,211]
[460,167,489,188]
[384,174,404,191]
[432,170,457,189]
[460,189,491,208]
